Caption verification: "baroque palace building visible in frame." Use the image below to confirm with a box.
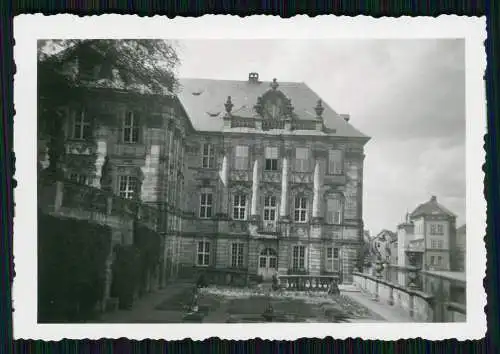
[39,68,370,283]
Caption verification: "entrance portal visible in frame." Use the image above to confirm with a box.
[258,248,278,280]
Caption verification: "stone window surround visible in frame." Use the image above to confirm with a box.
[291,244,307,271]
[325,246,341,272]
[232,194,247,220]
[230,242,245,268]
[196,240,211,267]
[71,106,92,140]
[122,110,141,144]
[199,189,214,219]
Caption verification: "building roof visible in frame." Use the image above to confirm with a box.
[457,224,466,235]
[375,229,397,242]
[410,195,456,219]
[177,77,369,138]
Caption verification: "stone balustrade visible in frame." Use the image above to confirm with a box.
[39,178,161,232]
[278,274,339,292]
[352,271,454,322]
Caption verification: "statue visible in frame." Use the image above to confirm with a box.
[100,155,113,193]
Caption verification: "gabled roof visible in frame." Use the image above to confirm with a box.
[176,77,369,138]
[375,229,397,242]
[410,196,456,219]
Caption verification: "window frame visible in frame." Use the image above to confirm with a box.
[69,172,88,185]
[325,247,340,272]
[199,192,213,219]
[197,241,211,267]
[294,147,310,172]
[202,143,216,169]
[327,149,343,175]
[326,197,343,225]
[231,242,245,268]
[294,196,308,223]
[123,110,140,144]
[118,175,138,200]
[234,145,249,170]
[72,108,92,140]
[233,194,247,220]
[292,245,306,270]
[263,195,278,222]
[264,146,279,171]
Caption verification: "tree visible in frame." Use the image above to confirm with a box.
[37,39,180,179]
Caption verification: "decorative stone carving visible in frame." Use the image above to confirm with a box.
[229,170,249,182]
[262,171,281,183]
[291,173,313,184]
[314,99,324,117]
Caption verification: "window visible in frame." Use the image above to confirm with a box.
[199,192,213,219]
[234,145,249,170]
[118,176,138,199]
[294,147,310,172]
[265,147,279,171]
[264,196,277,221]
[430,256,435,265]
[437,256,442,265]
[123,111,140,143]
[231,243,244,268]
[328,149,343,175]
[430,224,445,235]
[202,143,215,169]
[294,197,307,223]
[197,241,210,266]
[72,108,92,140]
[233,195,247,220]
[325,247,340,272]
[292,245,306,270]
[69,173,88,185]
[326,198,343,224]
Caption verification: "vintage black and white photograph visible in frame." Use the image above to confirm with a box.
[14,15,486,340]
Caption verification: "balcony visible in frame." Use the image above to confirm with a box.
[262,120,285,130]
[228,220,248,234]
[323,173,346,185]
[109,143,147,158]
[39,178,160,232]
[258,220,281,235]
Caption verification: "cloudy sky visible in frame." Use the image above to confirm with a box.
[173,39,466,234]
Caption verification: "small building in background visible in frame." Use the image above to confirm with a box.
[397,196,457,271]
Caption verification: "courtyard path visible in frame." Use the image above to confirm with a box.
[95,282,194,323]
[94,282,417,323]
[342,291,414,323]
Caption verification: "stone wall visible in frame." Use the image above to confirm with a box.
[353,272,435,322]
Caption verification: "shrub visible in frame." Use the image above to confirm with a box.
[38,212,111,322]
[111,244,141,309]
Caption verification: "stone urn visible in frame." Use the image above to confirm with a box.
[374,257,384,279]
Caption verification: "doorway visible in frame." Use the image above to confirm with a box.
[258,248,278,280]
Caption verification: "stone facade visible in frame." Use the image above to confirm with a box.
[39,72,370,284]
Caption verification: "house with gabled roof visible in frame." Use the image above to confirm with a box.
[397,196,457,271]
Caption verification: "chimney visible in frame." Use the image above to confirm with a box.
[248,72,259,83]
[341,114,350,122]
[431,195,437,202]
